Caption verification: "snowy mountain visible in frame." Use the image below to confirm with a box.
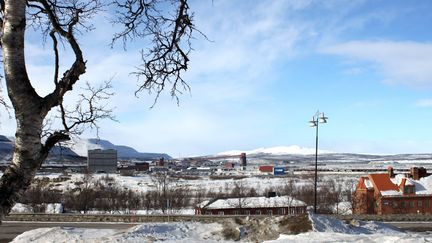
[0,135,171,162]
[0,135,13,162]
[65,137,171,160]
[218,145,333,156]
[216,145,432,165]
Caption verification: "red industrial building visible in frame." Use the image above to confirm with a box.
[353,167,432,215]
[259,165,274,173]
[195,195,306,216]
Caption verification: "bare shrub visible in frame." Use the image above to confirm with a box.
[222,220,240,241]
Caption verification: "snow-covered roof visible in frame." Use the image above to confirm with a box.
[196,200,210,208]
[380,190,400,196]
[370,173,432,197]
[364,179,373,189]
[390,174,415,187]
[201,196,306,210]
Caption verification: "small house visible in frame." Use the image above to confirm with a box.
[195,195,307,216]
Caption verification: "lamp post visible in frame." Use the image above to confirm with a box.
[309,111,328,214]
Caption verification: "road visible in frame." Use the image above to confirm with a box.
[386,221,432,232]
[0,221,138,243]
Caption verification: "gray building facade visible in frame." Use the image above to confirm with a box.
[87,149,118,173]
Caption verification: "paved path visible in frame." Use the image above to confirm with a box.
[0,221,138,242]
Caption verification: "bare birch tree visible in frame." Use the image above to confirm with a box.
[0,0,197,222]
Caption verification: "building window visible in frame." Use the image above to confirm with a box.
[267,210,273,215]
[233,210,240,215]
[218,211,224,215]
[410,201,414,208]
[401,202,406,208]
[278,208,286,215]
[418,201,423,207]
[392,201,398,208]
[244,210,250,215]
[255,210,261,215]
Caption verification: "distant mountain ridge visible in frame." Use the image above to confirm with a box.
[66,137,171,160]
[0,135,171,163]
[217,146,432,164]
[218,145,333,156]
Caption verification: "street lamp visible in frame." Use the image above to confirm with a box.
[309,111,328,214]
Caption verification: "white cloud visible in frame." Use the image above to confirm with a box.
[321,41,432,88]
[415,99,432,107]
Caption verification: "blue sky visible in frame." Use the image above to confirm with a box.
[3,0,432,156]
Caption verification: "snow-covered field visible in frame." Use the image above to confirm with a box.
[11,213,432,242]
[29,171,356,196]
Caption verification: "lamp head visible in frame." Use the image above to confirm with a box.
[309,120,317,127]
[319,113,328,123]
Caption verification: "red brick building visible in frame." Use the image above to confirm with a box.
[353,167,432,215]
[195,195,307,216]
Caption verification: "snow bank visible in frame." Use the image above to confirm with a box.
[11,222,225,243]
[265,213,431,243]
[12,227,117,243]
[10,203,33,213]
[11,213,432,243]
[45,203,64,214]
[309,213,401,235]
[267,232,432,243]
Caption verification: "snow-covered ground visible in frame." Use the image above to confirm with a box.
[11,222,225,243]
[267,213,432,242]
[11,213,432,242]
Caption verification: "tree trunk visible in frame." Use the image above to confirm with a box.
[0,0,49,222]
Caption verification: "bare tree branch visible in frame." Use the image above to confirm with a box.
[112,0,200,107]
[49,30,59,84]
[58,80,116,137]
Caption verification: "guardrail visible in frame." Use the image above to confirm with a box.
[4,213,269,223]
[6,213,432,223]
[333,214,432,222]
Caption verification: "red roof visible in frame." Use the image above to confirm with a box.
[368,173,399,193]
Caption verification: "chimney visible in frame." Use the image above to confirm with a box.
[388,166,394,178]
[411,167,420,180]
[240,153,247,170]
[158,157,165,167]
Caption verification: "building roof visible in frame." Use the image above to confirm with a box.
[368,174,400,193]
[199,196,306,210]
[366,173,432,197]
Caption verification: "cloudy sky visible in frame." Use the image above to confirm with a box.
[2,0,432,156]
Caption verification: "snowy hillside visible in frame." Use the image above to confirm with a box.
[216,145,432,166]
[218,145,333,156]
